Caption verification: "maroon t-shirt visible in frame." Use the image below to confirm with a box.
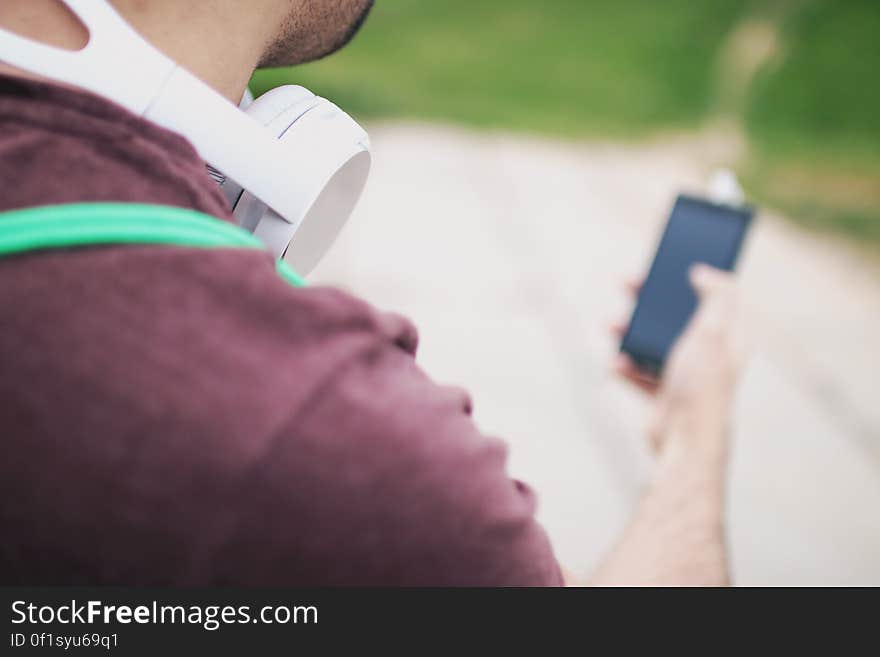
[0,75,562,586]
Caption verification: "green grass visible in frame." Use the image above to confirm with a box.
[744,0,880,242]
[251,0,880,244]
[252,0,748,138]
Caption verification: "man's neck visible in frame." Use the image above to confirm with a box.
[0,0,280,102]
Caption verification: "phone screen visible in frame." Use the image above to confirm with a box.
[621,195,754,374]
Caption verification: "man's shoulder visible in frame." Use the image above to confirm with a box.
[0,242,417,443]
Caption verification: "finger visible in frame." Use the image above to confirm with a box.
[608,320,628,339]
[689,264,732,298]
[625,277,644,297]
[689,265,740,333]
[612,354,660,394]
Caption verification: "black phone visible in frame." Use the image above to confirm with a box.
[620,194,754,375]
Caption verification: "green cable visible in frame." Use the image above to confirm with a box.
[0,203,306,287]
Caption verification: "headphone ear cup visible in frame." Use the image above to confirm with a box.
[230,85,371,274]
[275,147,370,275]
[232,191,268,234]
[242,85,317,126]
[228,86,315,244]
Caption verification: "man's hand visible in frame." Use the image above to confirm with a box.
[611,264,748,454]
[590,264,749,586]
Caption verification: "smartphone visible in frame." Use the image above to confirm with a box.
[620,194,754,375]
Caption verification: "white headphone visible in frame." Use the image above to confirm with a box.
[0,0,371,275]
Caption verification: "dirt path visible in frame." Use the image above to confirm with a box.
[312,122,880,585]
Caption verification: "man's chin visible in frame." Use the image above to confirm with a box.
[331,0,375,56]
[258,0,375,69]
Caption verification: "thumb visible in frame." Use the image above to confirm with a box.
[689,263,729,298]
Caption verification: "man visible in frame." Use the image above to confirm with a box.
[0,0,745,586]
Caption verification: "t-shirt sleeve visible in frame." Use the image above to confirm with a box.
[212,298,564,587]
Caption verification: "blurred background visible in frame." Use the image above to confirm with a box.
[253,0,880,584]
